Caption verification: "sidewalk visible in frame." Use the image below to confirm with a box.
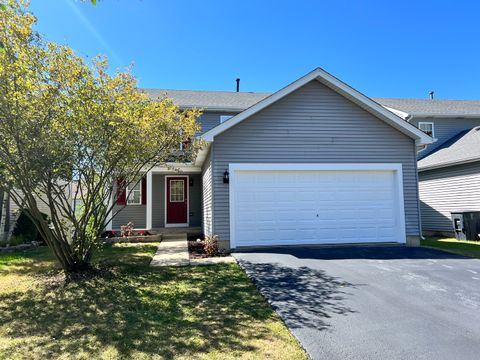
[150,233,236,267]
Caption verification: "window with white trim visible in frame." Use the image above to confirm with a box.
[418,122,434,137]
[169,180,184,202]
[126,180,142,205]
[220,115,233,123]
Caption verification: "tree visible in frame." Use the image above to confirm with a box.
[0,0,201,274]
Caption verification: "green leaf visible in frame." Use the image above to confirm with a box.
[91,0,97,5]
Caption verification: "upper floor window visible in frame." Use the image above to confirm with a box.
[418,122,434,137]
[220,115,233,123]
[126,180,142,205]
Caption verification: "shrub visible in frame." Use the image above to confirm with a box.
[121,222,134,237]
[12,209,49,244]
[204,235,219,257]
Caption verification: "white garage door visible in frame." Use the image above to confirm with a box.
[229,164,406,248]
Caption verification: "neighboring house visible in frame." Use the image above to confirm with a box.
[0,185,74,241]
[108,67,434,249]
[378,99,480,236]
[416,128,480,235]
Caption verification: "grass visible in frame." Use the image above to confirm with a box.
[421,237,480,259]
[0,243,307,360]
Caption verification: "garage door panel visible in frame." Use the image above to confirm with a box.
[232,167,405,247]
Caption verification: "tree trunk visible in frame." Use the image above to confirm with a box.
[26,203,94,275]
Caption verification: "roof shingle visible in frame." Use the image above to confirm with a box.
[142,89,270,111]
[418,127,480,170]
[142,88,480,117]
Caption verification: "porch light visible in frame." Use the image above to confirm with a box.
[223,170,229,184]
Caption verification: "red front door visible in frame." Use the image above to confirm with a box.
[166,177,188,224]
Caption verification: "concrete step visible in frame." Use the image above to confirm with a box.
[161,233,188,241]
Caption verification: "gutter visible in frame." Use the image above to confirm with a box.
[418,157,480,172]
[408,113,480,119]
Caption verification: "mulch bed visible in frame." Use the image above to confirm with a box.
[188,237,230,259]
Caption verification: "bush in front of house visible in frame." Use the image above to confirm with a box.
[11,209,49,244]
[204,235,219,257]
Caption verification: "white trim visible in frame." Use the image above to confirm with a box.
[164,175,189,227]
[418,121,435,138]
[148,163,202,174]
[146,171,153,229]
[202,67,433,145]
[410,114,480,119]
[418,157,480,172]
[220,115,233,124]
[229,163,407,249]
[229,163,404,172]
[105,193,113,231]
[126,179,142,205]
[382,106,410,120]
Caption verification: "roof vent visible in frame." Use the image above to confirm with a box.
[236,78,240,92]
[429,91,434,99]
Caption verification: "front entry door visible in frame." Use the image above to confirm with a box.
[166,177,188,225]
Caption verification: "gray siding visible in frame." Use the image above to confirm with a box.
[112,204,146,229]
[411,117,480,157]
[197,111,238,134]
[212,80,420,245]
[113,173,201,229]
[419,162,480,232]
[202,149,213,236]
[189,174,202,227]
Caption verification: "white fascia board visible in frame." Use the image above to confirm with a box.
[382,106,410,120]
[194,142,211,167]
[202,67,434,145]
[409,114,480,119]
[149,163,202,173]
[229,163,403,172]
[418,157,480,172]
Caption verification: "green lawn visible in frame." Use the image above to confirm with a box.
[0,243,307,360]
[421,237,480,259]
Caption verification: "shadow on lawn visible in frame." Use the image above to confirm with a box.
[0,248,279,359]
[237,260,357,331]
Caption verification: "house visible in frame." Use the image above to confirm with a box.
[376,99,480,236]
[108,67,434,248]
[418,128,480,236]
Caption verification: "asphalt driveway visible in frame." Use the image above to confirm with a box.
[234,246,480,360]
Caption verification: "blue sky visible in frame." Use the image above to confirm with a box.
[30,0,480,99]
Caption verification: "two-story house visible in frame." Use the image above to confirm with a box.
[7,67,476,246]
[108,68,435,249]
[379,99,480,236]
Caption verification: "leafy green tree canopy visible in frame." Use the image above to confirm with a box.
[0,0,201,274]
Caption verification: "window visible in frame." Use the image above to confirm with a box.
[418,122,434,137]
[126,180,142,205]
[170,180,184,202]
[220,115,233,123]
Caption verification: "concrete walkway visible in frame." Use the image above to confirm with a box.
[150,233,190,267]
[150,233,236,267]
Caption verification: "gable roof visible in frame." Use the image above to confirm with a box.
[199,68,434,145]
[418,127,480,171]
[142,89,270,112]
[376,98,480,118]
